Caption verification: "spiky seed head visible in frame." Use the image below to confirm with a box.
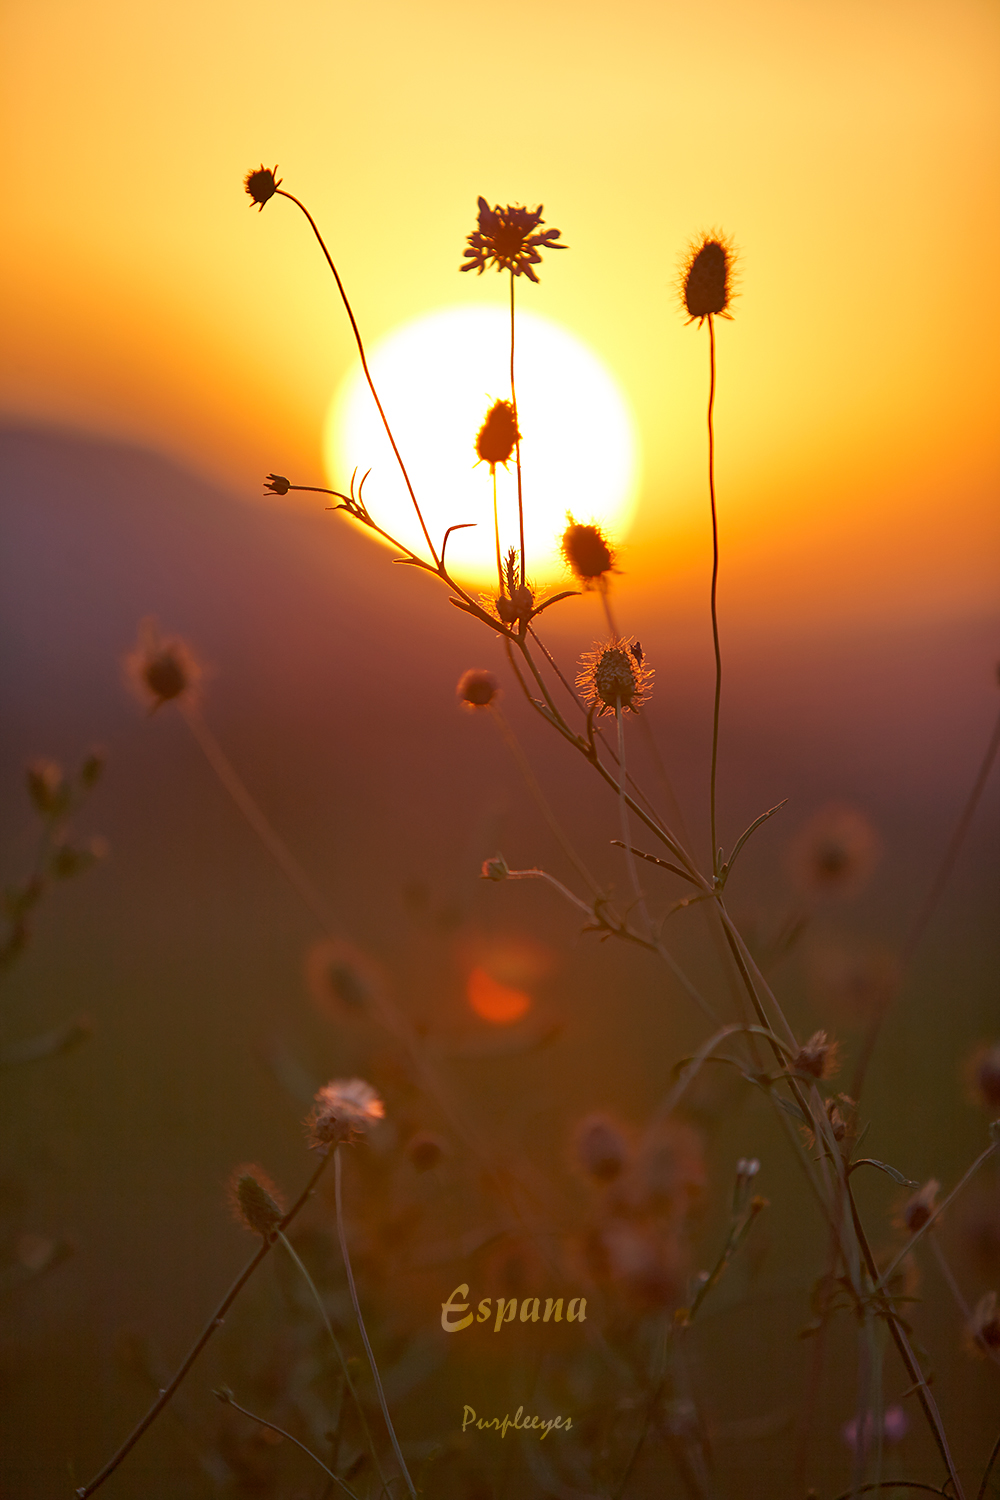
[578,638,652,716]
[475,400,520,471]
[306,1078,385,1150]
[244,165,281,210]
[561,517,615,587]
[457,668,500,709]
[228,1166,285,1237]
[681,233,735,322]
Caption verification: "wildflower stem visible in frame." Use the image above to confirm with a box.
[979,1433,1000,1500]
[509,270,526,587]
[75,1152,333,1497]
[492,467,504,593]
[706,314,723,876]
[333,1147,416,1499]
[615,704,649,935]
[276,1233,387,1483]
[275,188,440,568]
[503,867,595,916]
[218,1389,360,1499]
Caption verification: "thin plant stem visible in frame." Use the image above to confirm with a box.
[706,313,723,875]
[492,466,504,593]
[334,1147,417,1499]
[75,1152,333,1497]
[509,270,525,586]
[927,1234,1000,1370]
[275,189,439,567]
[503,867,595,916]
[277,1233,386,1484]
[979,1431,1000,1500]
[616,704,649,936]
[219,1390,360,1499]
[601,585,618,638]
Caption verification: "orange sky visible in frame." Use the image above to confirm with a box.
[2,0,998,620]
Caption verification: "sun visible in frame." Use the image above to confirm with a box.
[323,306,640,587]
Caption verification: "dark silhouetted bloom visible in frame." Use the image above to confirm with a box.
[306,1078,384,1149]
[244,165,281,210]
[481,854,510,882]
[793,1029,841,1080]
[264,473,290,495]
[457,668,500,709]
[899,1178,940,1234]
[475,399,520,471]
[562,517,615,589]
[789,805,881,899]
[124,619,203,712]
[680,233,735,323]
[228,1165,285,1237]
[578,639,652,716]
[461,197,566,283]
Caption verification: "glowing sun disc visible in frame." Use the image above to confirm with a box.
[324,306,640,587]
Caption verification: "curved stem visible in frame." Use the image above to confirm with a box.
[509,270,525,586]
[275,189,439,568]
[706,314,723,875]
[334,1148,416,1499]
[978,1430,1000,1500]
[220,1390,360,1499]
[75,1153,333,1497]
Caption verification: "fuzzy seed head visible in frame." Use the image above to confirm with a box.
[681,234,735,322]
[475,400,520,471]
[457,668,500,709]
[124,619,203,712]
[789,805,881,899]
[228,1166,284,1237]
[578,638,652,716]
[561,516,615,588]
[306,1078,384,1150]
[244,165,281,210]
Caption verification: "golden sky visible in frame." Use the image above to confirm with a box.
[3,0,998,619]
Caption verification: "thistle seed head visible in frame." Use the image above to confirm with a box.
[578,638,652,716]
[306,1078,385,1150]
[680,232,736,323]
[244,165,281,210]
[475,399,520,472]
[561,516,615,589]
[228,1166,285,1237]
[457,668,500,709]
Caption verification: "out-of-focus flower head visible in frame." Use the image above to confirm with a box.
[965,1289,1000,1358]
[561,517,616,590]
[679,232,736,323]
[457,668,500,709]
[578,638,652,716]
[124,618,203,713]
[573,1113,632,1184]
[244,165,281,210]
[806,941,900,1023]
[841,1404,909,1454]
[792,1029,841,1081]
[306,1078,385,1150]
[789,804,881,899]
[965,1043,1000,1114]
[406,1131,447,1172]
[304,938,383,1021]
[461,197,567,283]
[475,399,520,472]
[227,1165,285,1238]
[897,1178,940,1234]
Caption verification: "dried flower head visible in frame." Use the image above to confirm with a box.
[244,164,281,210]
[573,1114,631,1183]
[561,517,615,589]
[306,1078,385,1150]
[124,618,203,712]
[965,1043,1000,1113]
[475,399,520,472]
[793,1030,841,1080]
[966,1290,1000,1357]
[26,760,69,818]
[789,805,881,899]
[578,638,652,716]
[264,473,290,495]
[304,938,382,1019]
[227,1165,285,1237]
[680,232,736,323]
[899,1178,940,1234]
[461,196,567,283]
[457,668,500,709]
[480,853,510,882]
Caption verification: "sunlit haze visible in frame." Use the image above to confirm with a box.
[325,307,638,586]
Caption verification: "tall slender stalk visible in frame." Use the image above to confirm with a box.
[706,313,723,875]
[510,269,526,585]
[333,1148,417,1499]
